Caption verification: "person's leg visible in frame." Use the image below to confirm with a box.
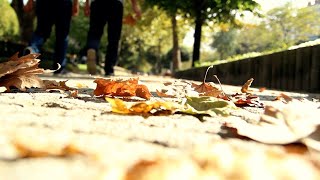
[26,0,54,54]
[54,0,72,73]
[105,0,123,75]
[86,0,107,74]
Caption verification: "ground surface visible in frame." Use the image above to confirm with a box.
[0,72,319,180]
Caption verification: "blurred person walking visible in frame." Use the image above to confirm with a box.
[23,0,79,74]
[84,0,141,76]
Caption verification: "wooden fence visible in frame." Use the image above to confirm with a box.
[174,44,320,93]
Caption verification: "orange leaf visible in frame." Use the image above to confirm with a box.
[241,78,254,93]
[94,78,152,100]
[106,98,176,117]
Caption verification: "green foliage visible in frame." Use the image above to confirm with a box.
[119,7,186,73]
[243,3,320,52]
[205,2,320,67]
[0,0,19,40]
[145,0,260,65]
[211,29,238,59]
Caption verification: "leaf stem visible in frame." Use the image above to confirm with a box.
[204,65,213,83]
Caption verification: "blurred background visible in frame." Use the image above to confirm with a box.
[1,0,319,75]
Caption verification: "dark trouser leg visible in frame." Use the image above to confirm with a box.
[86,0,107,54]
[29,0,54,53]
[105,0,123,74]
[54,0,72,72]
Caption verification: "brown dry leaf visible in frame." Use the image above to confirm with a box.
[125,158,200,180]
[14,142,84,158]
[0,74,44,91]
[68,90,79,98]
[0,53,56,92]
[43,80,75,91]
[94,78,152,100]
[156,89,175,98]
[191,82,222,97]
[241,78,254,93]
[259,87,266,92]
[106,98,177,117]
[0,53,40,78]
[231,93,264,108]
[190,66,223,97]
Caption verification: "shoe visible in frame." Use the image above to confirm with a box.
[86,48,97,75]
[23,47,34,55]
[105,72,114,77]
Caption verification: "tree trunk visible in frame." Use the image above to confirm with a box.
[171,13,181,73]
[11,0,35,44]
[192,12,203,67]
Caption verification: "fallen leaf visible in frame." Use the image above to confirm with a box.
[14,142,84,158]
[156,89,175,98]
[191,82,222,97]
[225,94,320,144]
[0,53,56,92]
[0,53,40,78]
[230,93,264,108]
[43,80,75,91]
[259,87,266,92]
[241,78,254,93]
[182,96,237,117]
[191,66,223,97]
[94,78,152,100]
[106,98,177,117]
[67,90,79,98]
[0,74,44,91]
[125,158,200,180]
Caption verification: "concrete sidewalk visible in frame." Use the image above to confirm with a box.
[0,73,319,180]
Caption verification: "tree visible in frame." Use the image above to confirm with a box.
[119,7,174,73]
[267,3,320,46]
[144,0,187,72]
[211,28,238,59]
[145,0,259,67]
[185,0,259,66]
[234,3,320,54]
[0,0,19,40]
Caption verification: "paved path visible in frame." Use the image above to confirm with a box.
[0,73,319,180]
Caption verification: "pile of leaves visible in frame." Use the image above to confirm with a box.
[0,53,75,92]
[0,53,46,91]
[92,65,262,119]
